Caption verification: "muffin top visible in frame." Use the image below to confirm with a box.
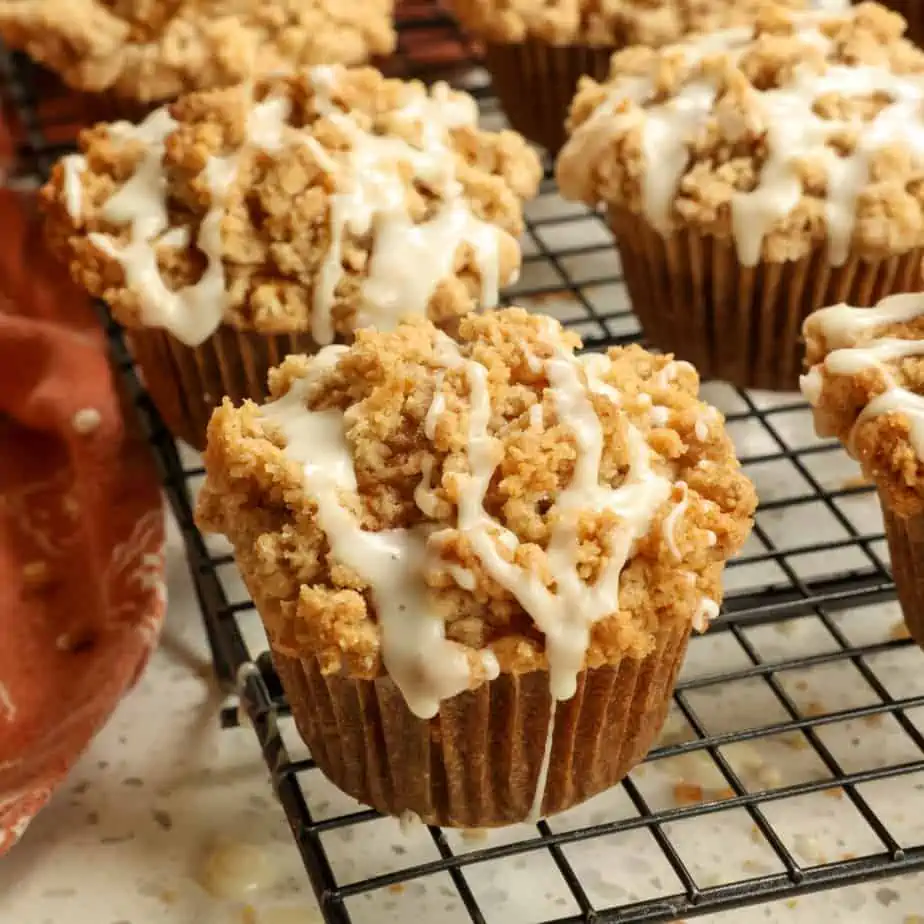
[197,308,755,718]
[802,292,924,516]
[451,0,809,47]
[0,0,396,102]
[42,67,542,347]
[557,3,924,266]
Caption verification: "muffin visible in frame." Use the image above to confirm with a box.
[196,308,756,826]
[802,292,924,645]
[0,0,396,105]
[557,3,924,391]
[41,67,542,448]
[870,0,924,48]
[450,0,806,154]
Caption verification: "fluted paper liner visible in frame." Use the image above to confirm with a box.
[881,499,924,648]
[269,618,690,827]
[609,206,924,391]
[484,41,614,155]
[128,326,318,449]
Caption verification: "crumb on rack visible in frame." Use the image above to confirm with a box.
[672,781,705,805]
[890,620,912,641]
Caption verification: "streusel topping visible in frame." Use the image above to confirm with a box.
[197,309,755,719]
[451,0,812,47]
[42,67,542,347]
[0,0,396,101]
[557,3,924,265]
[802,293,924,515]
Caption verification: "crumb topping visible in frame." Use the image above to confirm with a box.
[197,308,755,717]
[451,0,810,47]
[0,0,396,101]
[557,3,924,265]
[802,292,924,515]
[42,67,542,347]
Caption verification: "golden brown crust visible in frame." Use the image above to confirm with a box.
[40,68,542,339]
[0,0,396,101]
[451,0,805,47]
[557,3,924,263]
[197,308,756,684]
[803,300,924,516]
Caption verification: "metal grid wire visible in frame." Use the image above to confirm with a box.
[4,5,924,920]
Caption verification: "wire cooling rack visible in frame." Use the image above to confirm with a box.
[4,5,924,921]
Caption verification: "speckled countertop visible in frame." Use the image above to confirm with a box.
[4,183,924,923]
[0,504,922,924]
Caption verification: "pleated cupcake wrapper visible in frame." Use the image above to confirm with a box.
[881,498,924,648]
[879,0,924,48]
[484,41,614,155]
[127,326,318,450]
[609,207,924,391]
[270,618,690,828]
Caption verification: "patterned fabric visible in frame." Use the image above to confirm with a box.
[0,146,165,853]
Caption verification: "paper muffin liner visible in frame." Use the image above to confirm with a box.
[484,40,614,155]
[609,206,924,391]
[127,326,318,450]
[875,0,924,48]
[881,499,924,648]
[268,617,690,827]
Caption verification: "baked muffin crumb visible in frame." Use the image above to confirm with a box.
[802,291,924,516]
[42,67,542,347]
[0,0,397,101]
[451,0,805,47]
[198,308,755,717]
[557,3,924,265]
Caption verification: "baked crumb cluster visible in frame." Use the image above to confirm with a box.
[197,309,755,714]
[557,3,924,265]
[802,293,924,516]
[42,67,542,347]
[451,0,804,47]
[0,0,396,101]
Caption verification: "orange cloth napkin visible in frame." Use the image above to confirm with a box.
[0,161,166,851]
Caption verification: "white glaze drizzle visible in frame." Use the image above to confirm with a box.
[650,405,670,427]
[693,597,720,632]
[424,372,446,440]
[528,702,557,822]
[307,69,510,345]
[800,293,924,456]
[79,71,512,348]
[87,96,291,347]
[662,482,689,560]
[558,10,924,268]
[61,154,87,220]
[261,345,476,720]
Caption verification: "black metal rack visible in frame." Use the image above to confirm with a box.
[3,7,924,920]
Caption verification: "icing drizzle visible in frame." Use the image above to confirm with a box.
[558,10,924,268]
[65,69,514,348]
[801,292,924,456]
[263,328,723,817]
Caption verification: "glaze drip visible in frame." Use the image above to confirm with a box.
[801,293,924,456]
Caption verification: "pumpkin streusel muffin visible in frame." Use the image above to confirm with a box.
[0,0,396,104]
[41,67,542,448]
[557,2,924,391]
[196,308,756,826]
[450,0,810,154]
[802,292,924,645]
